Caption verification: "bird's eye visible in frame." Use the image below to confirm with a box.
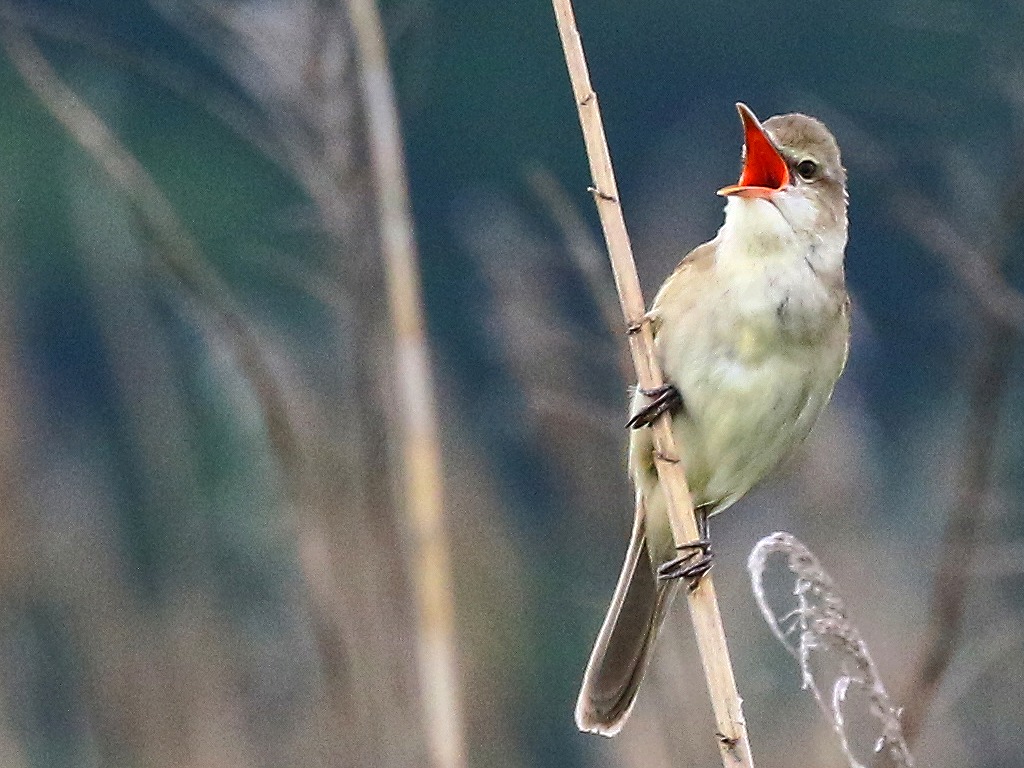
[796,159,818,180]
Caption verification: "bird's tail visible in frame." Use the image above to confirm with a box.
[575,504,680,736]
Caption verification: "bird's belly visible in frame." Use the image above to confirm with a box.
[673,352,826,507]
[629,343,840,565]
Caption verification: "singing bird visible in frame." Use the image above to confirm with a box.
[576,103,850,736]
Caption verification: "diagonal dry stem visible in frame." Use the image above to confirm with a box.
[525,165,633,384]
[0,6,299,483]
[550,2,755,765]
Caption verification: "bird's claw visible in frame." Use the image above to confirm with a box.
[657,538,713,590]
[626,384,683,429]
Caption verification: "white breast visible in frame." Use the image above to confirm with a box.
[629,196,848,565]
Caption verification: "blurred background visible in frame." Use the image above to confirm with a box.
[0,1,1022,766]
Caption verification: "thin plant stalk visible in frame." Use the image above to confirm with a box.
[345,2,466,767]
[551,2,755,765]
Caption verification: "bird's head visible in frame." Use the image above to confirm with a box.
[718,103,847,244]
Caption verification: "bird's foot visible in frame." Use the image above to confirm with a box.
[626,384,683,429]
[657,538,713,591]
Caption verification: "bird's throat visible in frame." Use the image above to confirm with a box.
[720,197,801,261]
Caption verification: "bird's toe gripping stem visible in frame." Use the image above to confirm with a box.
[657,538,713,590]
[626,384,683,429]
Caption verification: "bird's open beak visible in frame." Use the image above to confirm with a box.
[717,103,790,199]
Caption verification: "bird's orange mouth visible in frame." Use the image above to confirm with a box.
[717,103,790,199]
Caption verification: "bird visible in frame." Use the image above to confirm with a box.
[575,103,851,737]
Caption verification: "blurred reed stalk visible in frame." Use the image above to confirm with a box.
[830,105,1024,751]
[0,12,313,767]
[133,2,465,762]
[550,2,755,765]
[0,7,299,481]
[345,1,466,767]
[893,318,1017,752]
[884,164,1024,753]
[0,235,30,768]
[526,165,634,384]
[1,4,464,764]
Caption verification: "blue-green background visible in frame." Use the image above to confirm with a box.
[1,1,1022,767]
